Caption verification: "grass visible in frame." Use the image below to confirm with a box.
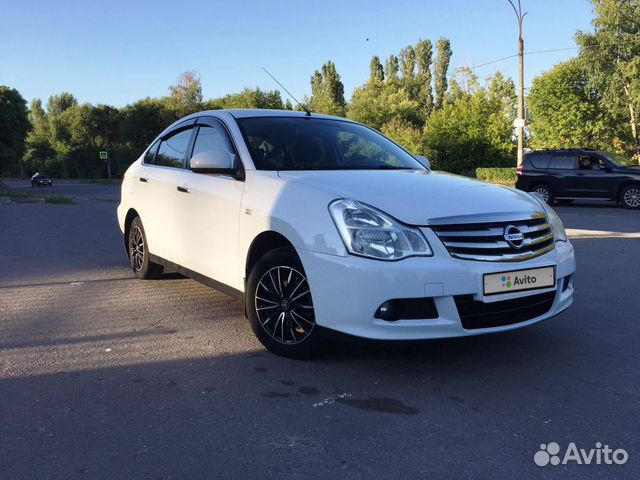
[79,179,119,185]
[0,187,34,199]
[0,187,75,205]
[45,195,77,205]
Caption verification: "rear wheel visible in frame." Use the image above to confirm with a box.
[532,184,554,205]
[620,184,640,209]
[246,247,325,359]
[128,217,164,279]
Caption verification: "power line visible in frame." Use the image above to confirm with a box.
[463,47,580,73]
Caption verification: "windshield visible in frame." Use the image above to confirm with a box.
[236,117,424,171]
[602,152,631,167]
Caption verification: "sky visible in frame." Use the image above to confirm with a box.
[0,0,595,108]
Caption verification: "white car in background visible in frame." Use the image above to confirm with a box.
[117,110,575,358]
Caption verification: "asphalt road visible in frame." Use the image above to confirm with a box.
[1,182,638,479]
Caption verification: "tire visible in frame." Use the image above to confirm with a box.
[620,184,640,209]
[246,246,325,359]
[557,199,574,205]
[128,217,164,279]
[531,184,554,205]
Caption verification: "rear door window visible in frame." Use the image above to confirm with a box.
[529,154,550,169]
[551,155,577,170]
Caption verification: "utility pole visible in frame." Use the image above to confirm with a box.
[508,0,527,168]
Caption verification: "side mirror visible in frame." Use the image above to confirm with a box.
[415,155,431,170]
[190,148,237,175]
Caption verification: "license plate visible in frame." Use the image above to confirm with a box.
[483,266,555,295]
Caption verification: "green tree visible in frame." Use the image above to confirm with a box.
[527,60,609,150]
[309,61,346,116]
[399,45,417,100]
[415,39,434,115]
[381,116,423,154]
[434,38,453,110]
[168,70,203,118]
[423,71,516,175]
[24,99,54,174]
[0,86,30,176]
[384,55,400,83]
[369,56,384,82]
[576,0,640,162]
[207,87,285,110]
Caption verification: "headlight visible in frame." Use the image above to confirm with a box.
[529,193,568,242]
[329,199,432,260]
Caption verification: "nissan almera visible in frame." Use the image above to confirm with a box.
[117,110,575,358]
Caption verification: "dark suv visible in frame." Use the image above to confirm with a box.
[516,149,640,209]
[31,172,52,187]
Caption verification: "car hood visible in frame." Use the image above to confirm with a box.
[277,169,545,225]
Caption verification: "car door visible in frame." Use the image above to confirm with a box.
[574,155,616,198]
[550,154,579,197]
[173,117,245,290]
[136,124,195,262]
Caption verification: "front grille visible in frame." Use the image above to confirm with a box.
[431,217,555,262]
[455,291,556,329]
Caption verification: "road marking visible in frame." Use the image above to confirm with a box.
[313,392,352,408]
[566,229,640,239]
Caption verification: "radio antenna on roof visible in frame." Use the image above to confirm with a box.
[262,67,311,116]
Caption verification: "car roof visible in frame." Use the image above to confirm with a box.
[158,109,358,142]
[179,108,355,123]
[528,148,601,155]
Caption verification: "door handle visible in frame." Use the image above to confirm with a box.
[177,186,190,193]
[139,177,148,183]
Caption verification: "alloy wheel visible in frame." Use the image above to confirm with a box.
[129,226,145,272]
[255,266,315,344]
[535,187,550,203]
[623,188,640,208]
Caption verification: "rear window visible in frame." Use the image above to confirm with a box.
[551,155,577,170]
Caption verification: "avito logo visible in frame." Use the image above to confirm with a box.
[502,273,537,288]
[534,442,629,467]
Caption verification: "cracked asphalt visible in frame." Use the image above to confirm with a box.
[0,180,638,479]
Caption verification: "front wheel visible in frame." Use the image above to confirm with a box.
[246,247,325,359]
[620,185,640,209]
[128,217,164,279]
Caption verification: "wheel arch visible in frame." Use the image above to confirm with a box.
[245,231,296,283]
[617,180,640,201]
[123,208,141,258]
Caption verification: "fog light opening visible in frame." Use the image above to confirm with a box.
[375,301,398,321]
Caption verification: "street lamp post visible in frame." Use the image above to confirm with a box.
[508,0,527,168]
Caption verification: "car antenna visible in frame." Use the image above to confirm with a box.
[262,67,311,116]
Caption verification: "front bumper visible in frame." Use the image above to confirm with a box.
[297,237,575,340]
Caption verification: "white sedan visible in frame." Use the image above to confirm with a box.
[117,109,575,358]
